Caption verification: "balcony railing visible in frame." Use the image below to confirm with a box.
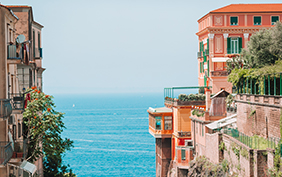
[9,93,25,111]
[236,73,282,96]
[0,142,13,165]
[227,106,237,113]
[211,71,228,77]
[178,131,191,137]
[7,45,21,60]
[197,52,202,58]
[205,49,209,56]
[0,99,12,119]
[12,140,28,159]
[164,86,210,106]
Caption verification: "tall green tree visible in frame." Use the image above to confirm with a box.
[23,87,75,177]
[227,22,282,72]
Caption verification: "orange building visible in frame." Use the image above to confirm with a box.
[197,4,282,94]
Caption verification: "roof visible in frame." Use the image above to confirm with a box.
[0,4,18,20]
[148,107,172,113]
[211,89,230,99]
[6,5,31,8]
[206,114,237,130]
[211,4,282,13]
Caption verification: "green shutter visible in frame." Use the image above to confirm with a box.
[207,39,209,50]
[238,37,242,53]
[207,60,209,77]
[227,37,231,54]
[203,53,206,62]
[204,76,207,86]
[200,62,202,73]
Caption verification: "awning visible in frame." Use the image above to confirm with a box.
[148,107,172,113]
[211,57,230,62]
[20,160,37,175]
[206,114,237,130]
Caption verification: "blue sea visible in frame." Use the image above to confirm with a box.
[54,93,164,177]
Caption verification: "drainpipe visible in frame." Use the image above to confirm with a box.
[205,88,211,111]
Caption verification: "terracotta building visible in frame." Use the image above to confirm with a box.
[197,3,282,94]
[0,4,44,177]
[149,3,282,177]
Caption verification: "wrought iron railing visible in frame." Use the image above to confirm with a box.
[205,48,209,56]
[197,52,202,58]
[9,93,25,111]
[7,45,21,59]
[0,99,12,119]
[211,71,228,77]
[222,128,280,150]
[0,142,13,165]
[12,140,28,159]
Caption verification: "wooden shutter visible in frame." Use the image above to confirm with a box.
[238,37,242,53]
[227,37,231,54]
[207,60,209,77]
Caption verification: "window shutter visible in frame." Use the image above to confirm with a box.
[203,53,206,62]
[207,60,209,77]
[181,149,186,160]
[238,37,242,53]
[207,39,209,50]
[227,37,231,54]
[204,76,207,86]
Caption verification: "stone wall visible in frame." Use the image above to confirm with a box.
[156,138,171,177]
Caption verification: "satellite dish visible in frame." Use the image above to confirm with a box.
[16,34,25,44]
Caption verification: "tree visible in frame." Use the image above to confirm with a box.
[23,87,76,177]
[227,22,282,71]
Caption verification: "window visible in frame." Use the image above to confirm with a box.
[227,37,242,54]
[164,116,172,130]
[155,116,161,130]
[33,30,35,57]
[202,123,204,136]
[272,16,279,25]
[181,149,186,160]
[254,16,261,25]
[18,123,21,138]
[230,16,238,25]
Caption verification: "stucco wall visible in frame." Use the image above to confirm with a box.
[205,133,220,164]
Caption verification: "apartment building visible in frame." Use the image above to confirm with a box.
[0,4,44,177]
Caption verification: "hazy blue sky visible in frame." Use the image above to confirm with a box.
[2,0,282,94]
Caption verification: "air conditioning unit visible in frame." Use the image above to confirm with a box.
[8,115,15,125]
[185,140,193,147]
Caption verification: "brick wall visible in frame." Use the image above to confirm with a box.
[236,94,281,138]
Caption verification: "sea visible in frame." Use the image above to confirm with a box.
[54,93,164,177]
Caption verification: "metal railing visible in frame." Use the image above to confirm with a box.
[0,99,12,119]
[205,48,209,56]
[0,142,13,165]
[222,128,280,150]
[178,131,191,137]
[211,71,228,77]
[7,45,21,59]
[12,140,28,159]
[236,74,282,96]
[9,93,25,111]
[197,52,202,58]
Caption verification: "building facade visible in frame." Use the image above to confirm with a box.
[149,3,282,177]
[0,4,44,177]
[197,4,282,94]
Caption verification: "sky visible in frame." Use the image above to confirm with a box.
[1,0,282,94]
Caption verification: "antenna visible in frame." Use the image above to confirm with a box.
[16,34,25,44]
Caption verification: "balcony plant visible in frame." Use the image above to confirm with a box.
[23,87,76,177]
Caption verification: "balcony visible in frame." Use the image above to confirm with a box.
[197,52,202,58]
[7,45,21,60]
[211,71,228,77]
[148,107,173,138]
[9,93,25,111]
[164,87,209,107]
[0,142,13,166]
[11,140,27,160]
[178,131,191,138]
[0,99,12,119]
[205,49,209,56]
